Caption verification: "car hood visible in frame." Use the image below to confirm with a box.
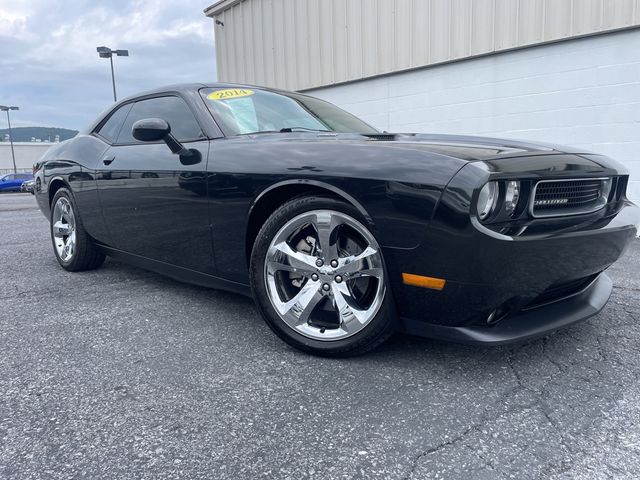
[250,132,590,162]
[360,133,587,161]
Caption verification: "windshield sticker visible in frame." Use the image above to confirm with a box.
[208,88,254,100]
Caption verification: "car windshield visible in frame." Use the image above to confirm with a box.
[200,87,378,136]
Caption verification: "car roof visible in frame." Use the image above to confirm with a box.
[84,82,313,135]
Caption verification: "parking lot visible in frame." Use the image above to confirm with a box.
[1,192,639,479]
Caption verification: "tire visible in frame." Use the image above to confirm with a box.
[50,187,106,272]
[250,196,396,356]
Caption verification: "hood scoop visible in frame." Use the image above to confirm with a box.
[362,133,398,141]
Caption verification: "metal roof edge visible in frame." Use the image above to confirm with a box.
[203,0,244,17]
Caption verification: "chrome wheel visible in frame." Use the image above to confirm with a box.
[52,197,76,262]
[264,210,385,341]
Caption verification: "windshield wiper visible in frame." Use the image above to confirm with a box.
[279,127,332,133]
[236,127,333,136]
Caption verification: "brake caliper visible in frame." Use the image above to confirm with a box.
[290,235,317,288]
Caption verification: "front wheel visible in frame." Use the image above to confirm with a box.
[250,196,396,356]
[50,187,105,272]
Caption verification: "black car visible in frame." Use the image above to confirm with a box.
[33,83,639,356]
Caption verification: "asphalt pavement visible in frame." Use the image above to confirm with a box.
[1,193,640,479]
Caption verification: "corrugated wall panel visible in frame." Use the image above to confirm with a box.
[604,0,636,29]
[470,0,494,55]
[272,0,286,88]
[411,0,430,67]
[318,0,334,87]
[252,0,264,86]
[209,0,640,90]
[394,0,413,71]
[241,0,255,84]
[283,0,297,90]
[332,0,348,85]
[262,0,276,87]
[232,6,245,82]
[518,0,544,44]
[213,10,226,81]
[347,0,364,80]
[362,0,379,77]
[573,0,603,36]
[545,0,573,40]
[450,0,471,60]
[429,0,451,64]
[307,0,321,88]
[377,0,395,75]
[494,0,519,51]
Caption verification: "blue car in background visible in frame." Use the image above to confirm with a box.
[0,173,33,192]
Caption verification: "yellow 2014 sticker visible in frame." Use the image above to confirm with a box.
[208,88,254,100]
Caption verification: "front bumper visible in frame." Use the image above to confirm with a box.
[400,272,612,345]
[386,195,639,343]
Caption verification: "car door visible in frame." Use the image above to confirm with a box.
[96,95,214,274]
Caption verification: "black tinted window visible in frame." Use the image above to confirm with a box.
[97,104,132,142]
[116,96,204,144]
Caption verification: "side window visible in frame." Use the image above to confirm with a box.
[96,103,132,143]
[116,96,204,144]
[5,174,15,181]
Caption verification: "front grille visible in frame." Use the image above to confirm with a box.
[524,273,600,309]
[531,178,610,217]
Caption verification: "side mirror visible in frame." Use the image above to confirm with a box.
[131,118,194,158]
[132,117,170,142]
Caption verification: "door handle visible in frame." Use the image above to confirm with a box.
[102,156,115,166]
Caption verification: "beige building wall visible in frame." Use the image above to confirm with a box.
[0,143,54,173]
[205,0,640,91]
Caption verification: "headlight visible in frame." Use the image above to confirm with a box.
[504,181,520,216]
[477,181,499,220]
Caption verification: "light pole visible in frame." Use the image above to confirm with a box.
[0,105,19,174]
[96,46,129,102]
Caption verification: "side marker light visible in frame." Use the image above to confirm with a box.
[402,273,446,291]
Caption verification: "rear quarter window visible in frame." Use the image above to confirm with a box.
[96,104,132,143]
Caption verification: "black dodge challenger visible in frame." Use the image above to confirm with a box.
[34,83,639,356]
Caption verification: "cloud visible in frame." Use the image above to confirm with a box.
[0,0,217,130]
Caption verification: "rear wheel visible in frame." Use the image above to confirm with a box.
[50,188,105,271]
[250,196,395,356]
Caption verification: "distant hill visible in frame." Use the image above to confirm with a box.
[0,127,79,142]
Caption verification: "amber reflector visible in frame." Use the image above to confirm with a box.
[402,273,446,291]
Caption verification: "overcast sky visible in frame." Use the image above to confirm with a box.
[0,0,217,130]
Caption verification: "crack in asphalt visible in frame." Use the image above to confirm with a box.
[402,325,636,479]
[402,394,566,480]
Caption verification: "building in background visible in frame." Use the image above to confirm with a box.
[0,143,55,173]
[205,0,640,202]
